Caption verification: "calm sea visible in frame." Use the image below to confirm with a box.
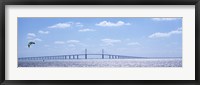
[18,58,182,67]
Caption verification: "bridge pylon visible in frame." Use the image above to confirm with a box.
[102,49,104,59]
[85,49,87,59]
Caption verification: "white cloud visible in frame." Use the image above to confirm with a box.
[127,42,140,46]
[66,40,81,47]
[54,41,65,44]
[48,22,84,29]
[178,27,182,30]
[96,21,130,27]
[27,36,33,39]
[48,22,71,29]
[28,38,42,42]
[78,28,96,32]
[75,22,84,27]
[149,28,182,38]
[38,30,49,34]
[33,38,42,41]
[27,33,42,42]
[101,38,121,46]
[152,18,181,21]
[27,33,36,37]
[67,40,80,43]
[68,44,76,47]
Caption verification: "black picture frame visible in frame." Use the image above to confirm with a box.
[0,0,200,85]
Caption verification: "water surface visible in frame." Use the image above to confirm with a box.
[18,58,182,67]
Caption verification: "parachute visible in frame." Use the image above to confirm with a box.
[28,41,35,48]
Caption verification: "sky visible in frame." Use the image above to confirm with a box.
[18,17,182,58]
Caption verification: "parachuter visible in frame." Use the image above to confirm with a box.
[28,41,35,48]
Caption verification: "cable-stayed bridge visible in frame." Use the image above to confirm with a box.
[18,49,144,61]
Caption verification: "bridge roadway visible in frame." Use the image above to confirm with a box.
[18,54,144,61]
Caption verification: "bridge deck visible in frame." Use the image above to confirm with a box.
[18,54,144,60]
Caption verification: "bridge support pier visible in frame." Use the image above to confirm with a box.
[102,49,104,59]
[85,49,87,59]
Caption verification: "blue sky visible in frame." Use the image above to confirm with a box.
[18,17,182,57]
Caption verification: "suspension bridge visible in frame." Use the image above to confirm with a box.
[18,49,144,61]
